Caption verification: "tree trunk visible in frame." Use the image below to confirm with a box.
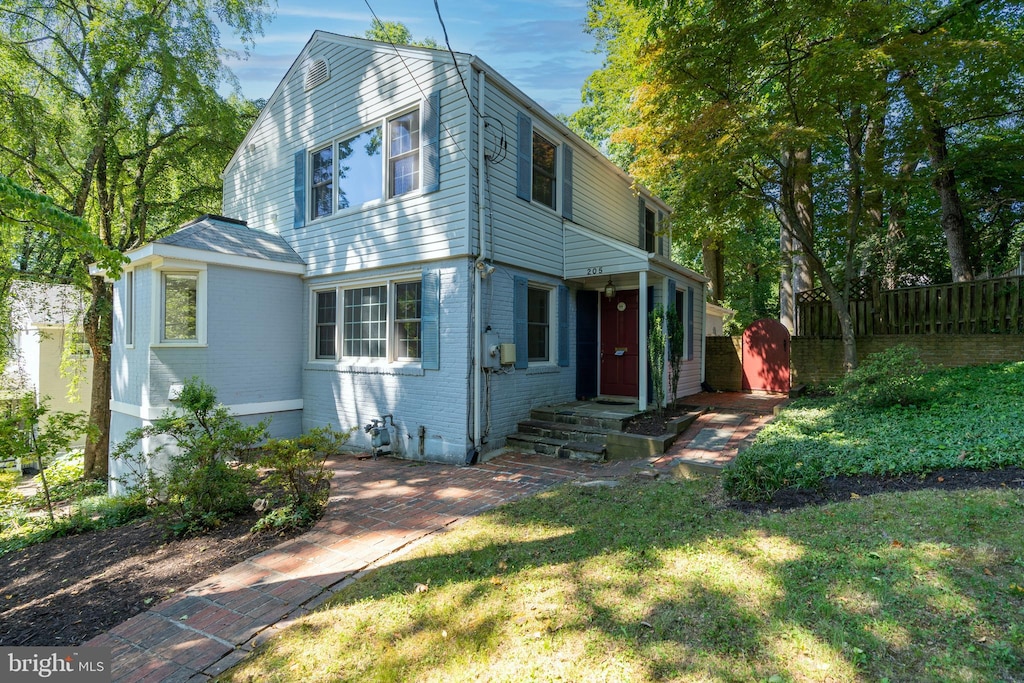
[82,274,112,479]
[779,221,795,332]
[792,146,815,298]
[702,237,726,305]
[923,120,974,282]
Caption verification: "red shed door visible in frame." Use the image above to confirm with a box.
[600,290,639,397]
[741,319,791,394]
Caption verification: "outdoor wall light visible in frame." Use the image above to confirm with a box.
[604,279,616,299]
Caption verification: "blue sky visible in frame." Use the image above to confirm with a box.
[221,0,603,115]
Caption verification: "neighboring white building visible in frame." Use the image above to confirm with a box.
[105,32,708,474]
[5,282,93,446]
[706,302,736,336]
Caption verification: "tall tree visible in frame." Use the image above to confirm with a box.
[0,0,269,478]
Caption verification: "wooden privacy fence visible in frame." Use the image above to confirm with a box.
[797,276,1024,337]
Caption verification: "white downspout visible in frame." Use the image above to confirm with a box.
[638,271,648,410]
[472,69,487,454]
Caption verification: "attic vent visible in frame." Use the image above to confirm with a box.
[304,59,330,91]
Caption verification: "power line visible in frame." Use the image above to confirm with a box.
[361,0,470,164]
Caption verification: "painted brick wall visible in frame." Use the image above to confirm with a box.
[301,259,473,464]
[479,265,577,452]
[706,334,1024,389]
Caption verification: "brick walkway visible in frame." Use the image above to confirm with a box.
[83,393,786,682]
[84,453,626,682]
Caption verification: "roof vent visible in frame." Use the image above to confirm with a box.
[304,58,330,91]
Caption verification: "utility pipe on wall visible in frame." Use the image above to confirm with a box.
[472,68,488,456]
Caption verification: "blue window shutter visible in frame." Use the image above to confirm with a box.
[516,112,532,202]
[557,285,570,367]
[513,276,528,369]
[561,146,574,221]
[422,91,441,193]
[686,286,695,360]
[293,150,306,229]
[421,269,441,370]
[638,197,646,249]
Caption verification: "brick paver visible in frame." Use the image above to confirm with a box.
[83,394,783,681]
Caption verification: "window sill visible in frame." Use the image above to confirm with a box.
[151,342,208,349]
[305,360,425,377]
[525,363,560,375]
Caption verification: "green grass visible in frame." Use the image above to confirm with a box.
[220,479,1024,682]
[724,362,1024,501]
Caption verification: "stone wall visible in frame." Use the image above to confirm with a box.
[705,334,1024,390]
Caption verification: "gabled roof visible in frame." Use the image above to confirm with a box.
[155,215,305,265]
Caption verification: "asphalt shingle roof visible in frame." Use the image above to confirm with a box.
[156,215,305,265]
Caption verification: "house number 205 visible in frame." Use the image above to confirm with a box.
[586,266,604,275]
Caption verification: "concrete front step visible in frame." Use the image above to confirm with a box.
[505,433,606,462]
[529,406,632,431]
[516,419,609,445]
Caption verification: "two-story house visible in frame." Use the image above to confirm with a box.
[105,32,707,480]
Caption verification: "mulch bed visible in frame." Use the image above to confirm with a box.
[0,511,305,647]
[730,466,1024,514]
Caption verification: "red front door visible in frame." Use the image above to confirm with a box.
[600,290,640,397]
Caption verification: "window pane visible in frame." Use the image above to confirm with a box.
[163,274,197,341]
[338,127,383,210]
[394,281,422,360]
[343,286,387,358]
[527,287,549,362]
[316,290,337,359]
[125,271,134,346]
[311,146,333,218]
[532,132,557,209]
[389,112,419,156]
[645,207,656,252]
[389,111,420,197]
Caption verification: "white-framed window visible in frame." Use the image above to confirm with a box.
[162,273,198,342]
[313,278,423,362]
[531,131,557,210]
[645,206,657,253]
[124,270,135,347]
[388,110,420,198]
[307,107,420,221]
[527,285,551,362]
[154,264,206,346]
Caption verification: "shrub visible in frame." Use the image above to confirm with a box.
[0,471,20,508]
[723,435,827,501]
[112,377,267,535]
[253,426,350,532]
[838,344,930,408]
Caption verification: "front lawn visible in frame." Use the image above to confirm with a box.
[220,477,1024,682]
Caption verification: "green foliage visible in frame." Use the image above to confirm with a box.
[364,19,438,48]
[647,305,666,413]
[725,361,1024,501]
[838,344,930,409]
[0,471,19,508]
[665,304,685,403]
[112,377,267,535]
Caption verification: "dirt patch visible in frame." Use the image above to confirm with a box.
[623,404,700,436]
[0,511,305,647]
[729,466,1024,514]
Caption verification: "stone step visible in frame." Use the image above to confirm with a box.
[505,433,606,462]
[529,407,631,431]
[516,419,608,445]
